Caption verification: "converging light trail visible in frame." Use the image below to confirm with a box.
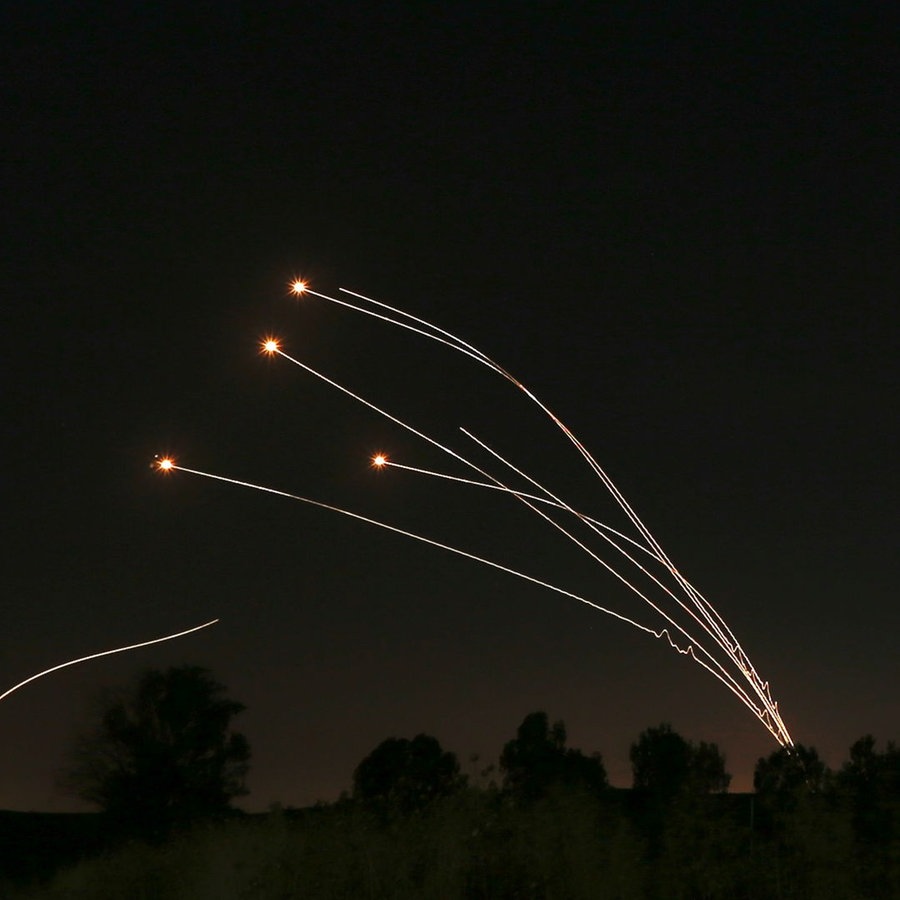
[0,619,219,704]
[259,345,788,743]
[155,278,793,749]
[331,286,750,660]
[325,288,741,642]
[283,281,793,747]
[155,461,785,733]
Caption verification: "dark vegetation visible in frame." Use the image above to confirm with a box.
[59,666,250,841]
[3,667,898,899]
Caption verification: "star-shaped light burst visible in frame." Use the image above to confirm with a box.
[156,456,175,472]
[290,279,308,296]
[371,453,388,469]
[261,337,281,355]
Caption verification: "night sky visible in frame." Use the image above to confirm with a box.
[2,4,897,812]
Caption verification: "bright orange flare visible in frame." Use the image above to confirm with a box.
[290,279,308,295]
[262,338,280,355]
[372,454,388,468]
[157,457,174,471]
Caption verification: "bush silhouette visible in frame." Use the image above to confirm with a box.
[353,733,463,814]
[62,666,250,836]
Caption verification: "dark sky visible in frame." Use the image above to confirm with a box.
[2,4,897,811]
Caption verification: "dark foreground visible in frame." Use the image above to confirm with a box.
[2,787,897,899]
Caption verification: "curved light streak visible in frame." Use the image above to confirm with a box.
[1,620,219,703]
[290,285,793,746]
[161,463,784,737]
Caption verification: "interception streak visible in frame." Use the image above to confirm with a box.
[156,278,793,748]
[285,282,794,748]
[0,619,219,704]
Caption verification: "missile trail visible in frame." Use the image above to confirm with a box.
[263,348,777,735]
[0,619,219,704]
[284,284,794,747]
[159,461,788,745]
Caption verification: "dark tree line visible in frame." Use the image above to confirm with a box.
[55,666,898,897]
[62,666,734,832]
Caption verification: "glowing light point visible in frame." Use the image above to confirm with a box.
[372,454,388,468]
[290,279,308,295]
[157,457,174,471]
[262,338,281,355]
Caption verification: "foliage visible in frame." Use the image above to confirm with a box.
[629,722,730,798]
[837,736,900,897]
[17,771,896,900]
[753,742,828,799]
[838,734,900,841]
[7,719,896,898]
[352,733,464,814]
[499,711,608,801]
[61,666,250,836]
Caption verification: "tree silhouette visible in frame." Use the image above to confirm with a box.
[630,723,730,798]
[62,666,250,835]
[500,711,607,801]
[753,743,827,799]
[352,733,463,814]
[838,735,900,850]
[688,739,732,793]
